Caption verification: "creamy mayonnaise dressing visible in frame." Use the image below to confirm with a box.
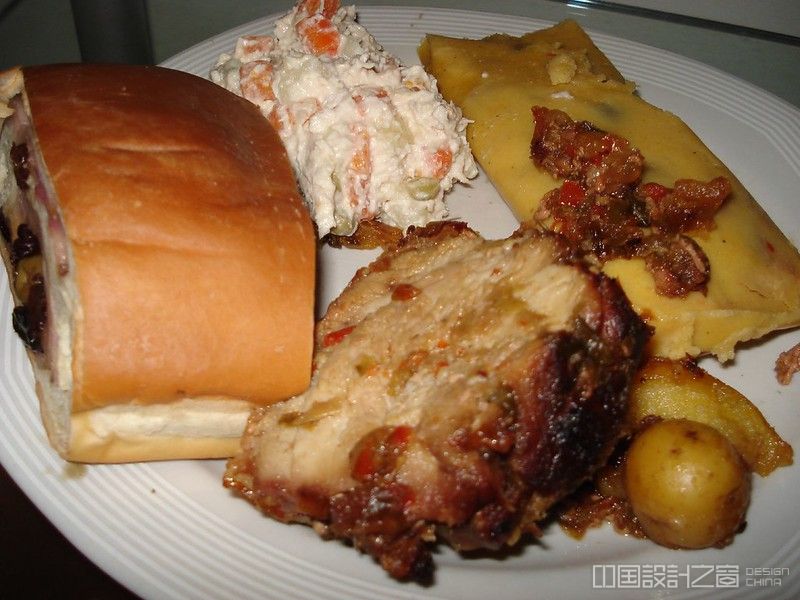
[210,0,477,237]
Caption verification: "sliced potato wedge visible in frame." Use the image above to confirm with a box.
[628,358,793,476]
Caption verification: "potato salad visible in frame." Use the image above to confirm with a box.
[211,0,477,238]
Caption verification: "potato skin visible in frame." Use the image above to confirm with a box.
[624,418,751,549]
[628,358,792,476]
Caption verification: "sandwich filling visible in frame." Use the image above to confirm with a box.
[1,87,76,450]
[1,95,71,359]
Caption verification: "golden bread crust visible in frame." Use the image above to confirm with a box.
[0,65,316,461]
[21,65,315,410]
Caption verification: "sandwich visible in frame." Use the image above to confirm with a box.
[0,64,316,462]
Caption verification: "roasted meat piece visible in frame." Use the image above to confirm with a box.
[225,222,651,580]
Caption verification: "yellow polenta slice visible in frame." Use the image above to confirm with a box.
[419,21,800,361]
[418,19,626,105]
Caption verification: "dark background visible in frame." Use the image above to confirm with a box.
[0,1,797,598]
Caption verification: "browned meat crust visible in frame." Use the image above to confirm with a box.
[323,218,404,249]
[225,221,651,581]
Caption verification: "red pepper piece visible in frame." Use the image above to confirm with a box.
[322,325,355,348]
[391,283,421,301]
[559,179,586,206]
[639,182,670,202]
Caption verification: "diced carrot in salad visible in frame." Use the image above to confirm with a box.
[296,15,341,57]
[429,147,453,179]
[239,61,276,104]
[297,0,340,19]
[346,123,372,209]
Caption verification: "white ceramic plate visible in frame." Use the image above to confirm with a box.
[2,6,799,600]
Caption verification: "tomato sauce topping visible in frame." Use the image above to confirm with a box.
[531,106,731,297]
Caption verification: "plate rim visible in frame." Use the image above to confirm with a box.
[2,5,800,600]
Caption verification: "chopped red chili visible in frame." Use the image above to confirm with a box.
[322,325,355,348]
[350,425,414,482]
[558,180,586,206]
[352,445,378,480]
[391,283,421,301]
[387,425,413,446]
[637,182,669,205]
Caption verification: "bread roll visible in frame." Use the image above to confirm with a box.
[0,64,315,462]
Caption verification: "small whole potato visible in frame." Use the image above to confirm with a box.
[624,418,751,549]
